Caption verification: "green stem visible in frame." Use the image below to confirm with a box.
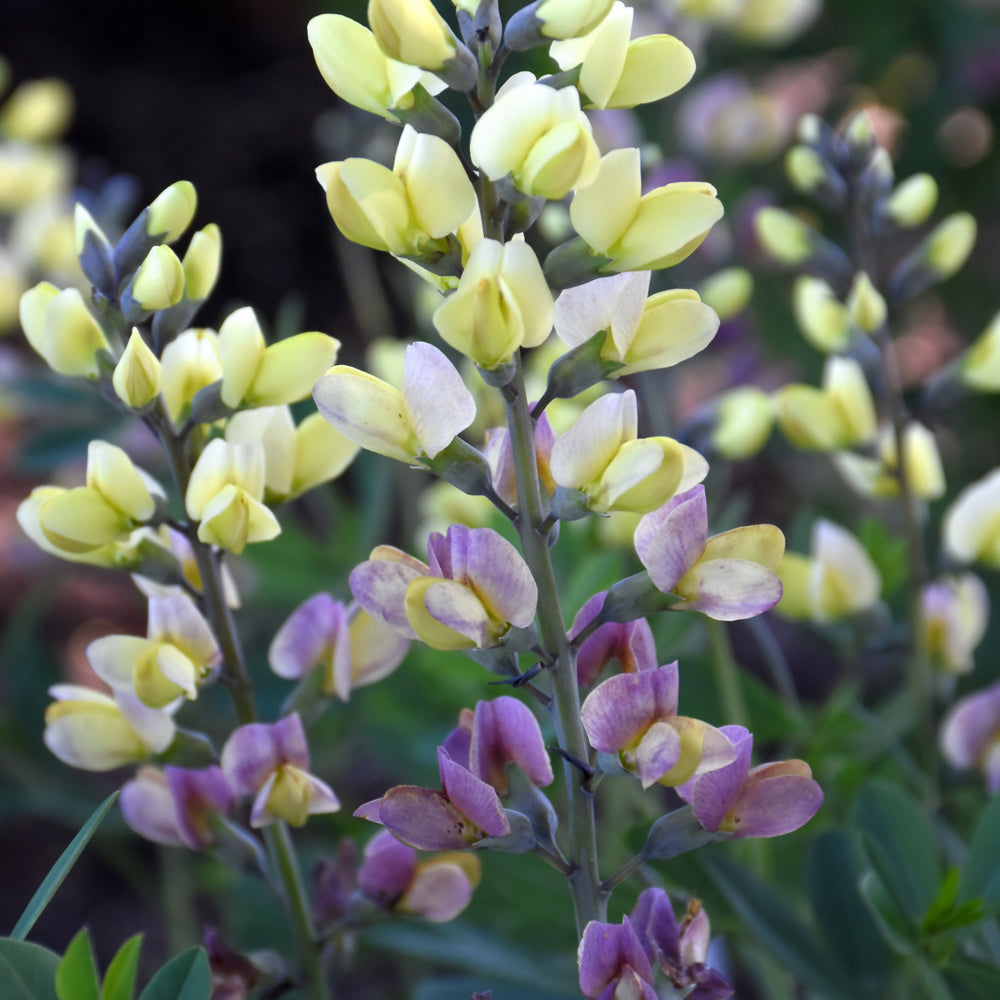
[706,618,750,730]
[268,823,331,1000]
[502,354,606,934]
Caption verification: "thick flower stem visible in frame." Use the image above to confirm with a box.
[503,354,607,934]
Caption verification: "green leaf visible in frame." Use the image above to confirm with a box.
[923,869,986,936]
[858,871,919,954]
[56,929,101,1000]
[960,792,1000,910]
[946,954,1000,997]
[857,517,908,597]
[11,791,119,940]
[102,935,143,1000]
[698,852,856,999]
[137,948,210,1000]
[0,937,61,1000]
[854,781,940,922]
[805,830,893,998]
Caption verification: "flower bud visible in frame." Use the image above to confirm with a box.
[113,328,162,409]
[890,212,977,301]
[754,207,812,264]
[160,327,223,425]
[959,311,1000,392]
[784,145,826,192]
[19,282,110,377]
[368,0,466,77]
[846,271,887,334]
[73,203,115,296]
[699,267,752,320]
[132,245,186,310]
[536,0,614,39]
[147,180,197,243]
[792,275,849,353]
[182,223,222,301]
[885,173,938,227]
[711,386,773,460]
[0,78,73,141]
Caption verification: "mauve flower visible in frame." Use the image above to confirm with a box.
[355,745,509,851]
[350,524,537,651]
[358,829,481,922]
[120,765,234,850]
[581,663,736,788]
[940,681,1000,792]
[221,713,339,828]
[268,593,409,700]
[578,916,658,1000]
[630,888,732,1000]
[634,485,784,621]
[676,725,823,838]
[920,573,989,674]
[570,590,657,686]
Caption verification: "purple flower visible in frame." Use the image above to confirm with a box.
[676,725,823,837]
[350,524,537,651]
[441,696,554,796]
[268,592,410,700]
[120,765,234,849]
[570,590,658,686]
[633,486,785,621]
[581,663,737,788]
[358,829,481,922]
[355,745,510,851]
[940,680,1000,792]
[483,411,557,508]
[578,916,658,1000]
[630,888,732,1000]
[220,713,340,828]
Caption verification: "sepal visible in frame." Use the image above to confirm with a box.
[476,809,536,853]
[643,805,731,861]
[392,83,461,147]
[601,571,683,622]
[543,329,624,401]
[543,236,613,291]
[421,437,497,497]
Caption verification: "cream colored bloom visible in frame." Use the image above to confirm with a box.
[792,276,849,354]
[432,238,554,369]
[550,2,695,110]
[160,328,222,425]
[131,245,185,310]
[570,147,723,272]
[19,282,109,377]
[470,76,601,200]
[368,0,458,70]
[113,328,162,409]
[959,312,1000,392]
[942,467,1000,568]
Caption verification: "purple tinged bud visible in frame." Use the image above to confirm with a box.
[570,591,658,686]
[468,697,554,795]
[358,829,418,902]
[940,680,1000,792]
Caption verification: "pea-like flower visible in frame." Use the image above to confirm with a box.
[218,306,341,410]
[221,713,340,828]
[19,282,110,377]
[313,341,476,465]
[634,486,785,621]
[113,328,162,409]
[832,421,945,501]
[318,125,477,258]
[940,682,1000,792]
[550,388,707,515]
[432,238,554,370]
[470,76,601,201]
[581,663,737,788]
[356,696,551,850]
[349,524,537,651]
[677,725,824,839]
[570,147,723,272]
[268,593,410,700]
[120,765,234,850]
[86,593,222,708]
[570,590,657,686]
[367,0,474,85]
[550,2,695,110]
[775,519,882,623]
[43,684,177,772]
[553,271,719,376]
[160,327,223,426]
[225,406,359,503]
[942,466,1000,568]
[773,356,876,451]
[920,573,989,674]
[578,915,658,1000]
[358,829,481,923]
[184,439,281,554]
[308,14,445,120]
[29,440,163,556]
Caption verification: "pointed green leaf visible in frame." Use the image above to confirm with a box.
[137,948,210,1000]
[698,852,856,999]
[11,792,119,940]
[102,935,143,1000]
[854,781,940,922]
[960,792,1000,909]
[858,870,919,954]
[56,929,101,1000]
[805,830,893,998]
[0,938,60,1000]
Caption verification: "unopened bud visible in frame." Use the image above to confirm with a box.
[147,181,198,243]
[700,267,752,321]
[132,245,186,310]
[0,78,73,141]
[113,329,162,409]
[926,213,977,278]
[754,207,813,265]
[846,272,887,333]
[885,173,938,227]
[182,224,222,301]
[73,204,115,296]
[793,275,849,353]
[785,145,826,193]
